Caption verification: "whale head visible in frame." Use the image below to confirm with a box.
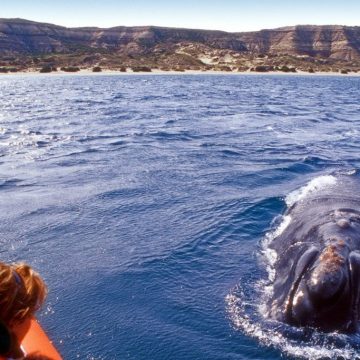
[271,233,360,332]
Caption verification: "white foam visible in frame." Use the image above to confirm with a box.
[273,215,292,239]
[260,214,291,282]
[285,175,337,207]
[226,290,360,360]
[344,169,357,176]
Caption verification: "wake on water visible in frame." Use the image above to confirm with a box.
[226,173,360,360]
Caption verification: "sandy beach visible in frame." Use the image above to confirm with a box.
[0,68,359,77]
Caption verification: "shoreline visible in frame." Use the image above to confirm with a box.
[0,68,359,77]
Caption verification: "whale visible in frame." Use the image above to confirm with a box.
[267,174,360,332]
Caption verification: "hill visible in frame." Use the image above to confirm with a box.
[0,18,359,73]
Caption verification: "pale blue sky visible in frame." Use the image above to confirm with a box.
[1,0,359,32]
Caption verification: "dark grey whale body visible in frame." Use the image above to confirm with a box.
[268,174,360,332]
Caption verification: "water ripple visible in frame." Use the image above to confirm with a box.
[1,74,360,359]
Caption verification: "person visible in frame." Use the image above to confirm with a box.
[0,262,47,359]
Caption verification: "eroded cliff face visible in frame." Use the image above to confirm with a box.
[230,25,360,60]
[0,18,359,74]
[0,19,245,55]
[0,18,359,60]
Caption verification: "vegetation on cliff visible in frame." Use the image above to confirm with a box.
[0,19,359,73]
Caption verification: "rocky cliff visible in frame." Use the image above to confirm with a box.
[0,18,359,71]
[239,25,360,60]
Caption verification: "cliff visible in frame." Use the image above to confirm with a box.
[239,25,360,60]
[0,18,359,71]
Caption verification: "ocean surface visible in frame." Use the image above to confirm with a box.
[0,73,360,360]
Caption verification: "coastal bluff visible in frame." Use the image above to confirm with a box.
[0,18,359,72]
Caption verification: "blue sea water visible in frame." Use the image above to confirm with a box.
[0,73,360,359]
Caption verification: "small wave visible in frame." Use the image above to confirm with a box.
[0,178,22,189]
[220,149,242,157]
[149,130,196,141]
[109,140,127,146]
[112,93,124,100]
[77,135,115,143]
[73,99,107,105]
[0,127,73,160]
[343,129,359,138]
[140,95,166,101]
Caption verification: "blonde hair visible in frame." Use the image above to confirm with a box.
[0,262,47,325]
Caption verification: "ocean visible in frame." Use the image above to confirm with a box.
[0,73,360,359]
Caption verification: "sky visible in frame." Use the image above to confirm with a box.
[1,0,359,32]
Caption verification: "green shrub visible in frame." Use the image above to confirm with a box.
[7,67,18,73]
[60,66,80,72]
[279,65,296,73]
[92,66,102,72]
[132,66,152,72]
[119,67,127,72]
[219,66,232,72]
[171,66,185,72]
[39,66,53,73]
[0,67,18,73]
[251,65,274,72]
